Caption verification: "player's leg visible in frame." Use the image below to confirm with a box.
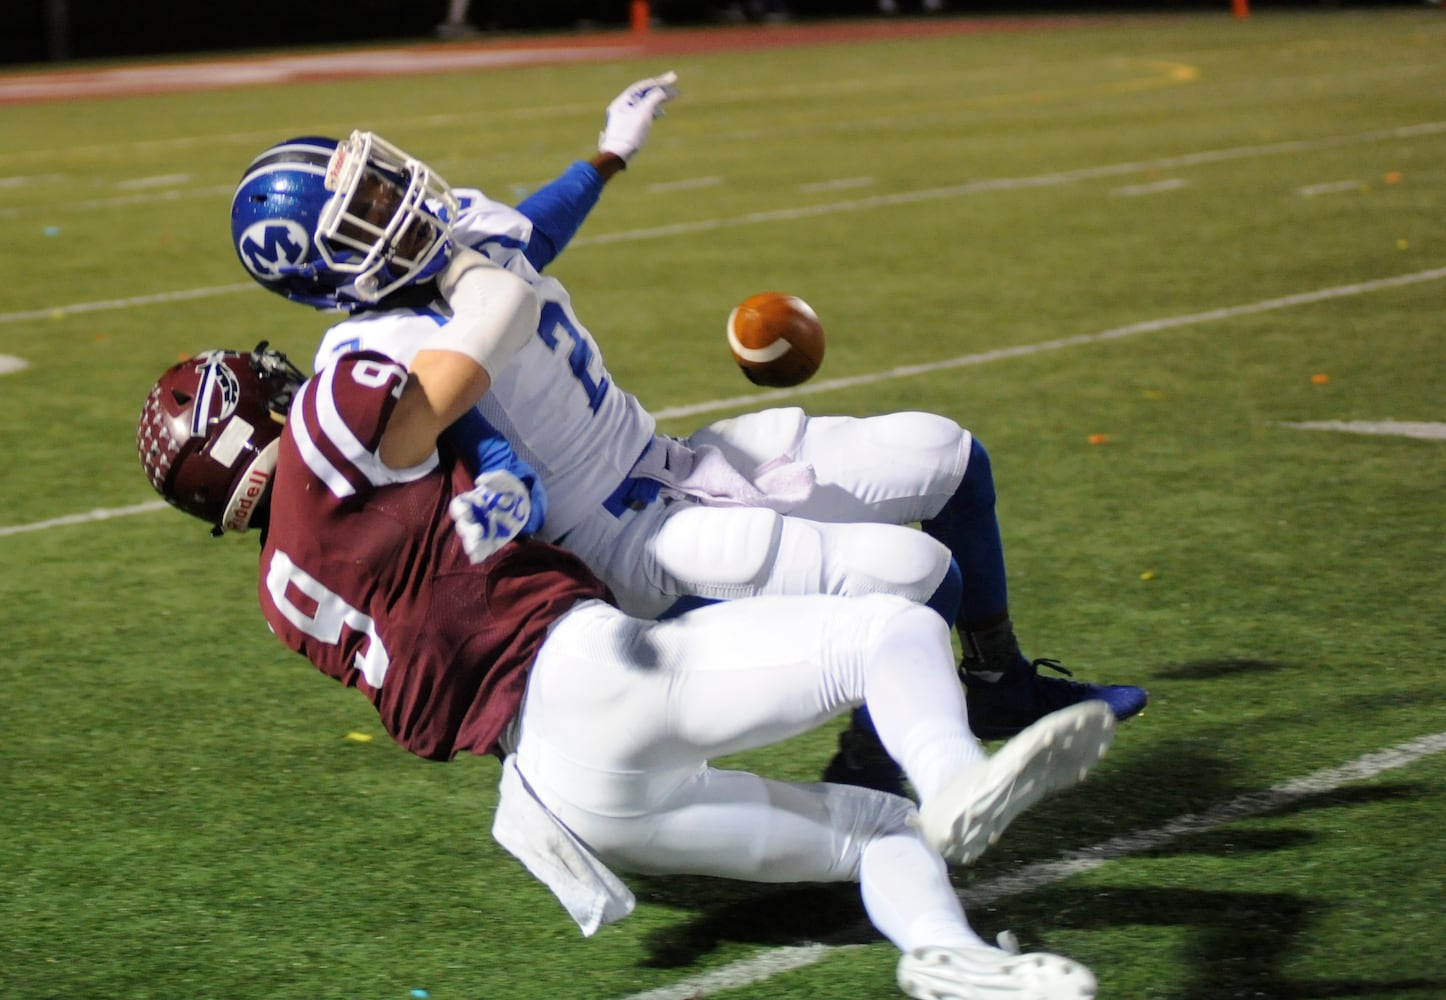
[648,505,958,611]
[919,435,1148,739]
[568,768,988,948]
[518,594,1109,852]
[646,510,960,797]
[556,408,963,620]
[689,407,968,528]
[515,595,1109,995]
[517,594,977,798]
[728,407,1147,744]
[554,767,1097,1000]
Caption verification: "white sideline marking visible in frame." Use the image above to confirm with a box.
[619,732,1446,1000]
[0,500,169,538]
[1279,419,1446,441]
[3,267,1444,539]
[1111,177,1187,196]
[651,266,1446,422]
[0,354,28,375]
[1298,180,1364,197]
[647,176,723,193]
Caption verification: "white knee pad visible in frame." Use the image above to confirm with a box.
[651,504,785,599]
[688,407,808,469]
[821,781,920,882]
[647,498,951,606]
[796,412,971,524]
[810,520,952,603]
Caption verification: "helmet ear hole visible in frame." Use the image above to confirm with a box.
[170,388,192,405]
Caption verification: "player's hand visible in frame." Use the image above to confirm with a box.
[598,71,680,163]
[448,468,533,564]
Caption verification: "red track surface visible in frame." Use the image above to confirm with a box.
[0,16,1111,105]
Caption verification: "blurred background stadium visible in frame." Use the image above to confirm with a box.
[3,0,1434,66]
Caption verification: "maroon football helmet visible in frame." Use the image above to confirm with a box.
[137,343,306,535]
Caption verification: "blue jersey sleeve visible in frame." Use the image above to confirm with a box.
[513,160,607,272]
[444,408,548,535]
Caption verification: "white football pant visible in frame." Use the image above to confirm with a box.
[515,593,990,954]
[559,408,972,618]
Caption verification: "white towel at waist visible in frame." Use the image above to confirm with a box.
[634,435,815,512]
[491,754,636,937]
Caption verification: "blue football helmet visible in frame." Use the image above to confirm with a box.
[231,132,460,311]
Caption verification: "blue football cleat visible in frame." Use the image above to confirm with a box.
[821,709,912,799]
[964,657,1147,742]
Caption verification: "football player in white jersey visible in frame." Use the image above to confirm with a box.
[227,73,1146,793]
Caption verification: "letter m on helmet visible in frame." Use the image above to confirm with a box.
[237,218,313,281]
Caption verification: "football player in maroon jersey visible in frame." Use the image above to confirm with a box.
[137,249,1115,1000]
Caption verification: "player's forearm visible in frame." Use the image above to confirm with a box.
[589,151,627,180]
[513,157,618,271]
[380,252,540,467]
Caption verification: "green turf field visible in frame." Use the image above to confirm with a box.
[2,10,1443,999]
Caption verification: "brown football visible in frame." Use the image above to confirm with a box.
[726,292,825,388]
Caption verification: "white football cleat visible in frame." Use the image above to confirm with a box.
[919,700,1115,865]
[898,943,1097,1000]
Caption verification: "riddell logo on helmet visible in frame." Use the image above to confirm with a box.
[225,465,272,532]
[324,145,351,192]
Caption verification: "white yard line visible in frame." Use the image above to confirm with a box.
[1111,177,1188,196]
[647,176,724,193]
[3,266,1444,538]
[0,500,169,538]
[1298,180,1364,197]
[1,119,1442,291]
[4,122,1444,531]
[0,173,65,188]
[0,183,237,220]
[0,281,257,325]
[113,173,192,190]
[1279,419,1446,441]
[799,176,875,193]
[620,731,1446,1000]
[651,266,1446,421]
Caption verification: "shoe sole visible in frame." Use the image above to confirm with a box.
[898,945,1097,999]
[920,701,1115,865]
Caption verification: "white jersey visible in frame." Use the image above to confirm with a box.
[313,188,655,542]
[315,188,970,619]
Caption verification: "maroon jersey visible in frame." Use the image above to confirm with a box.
[257,352,611,760]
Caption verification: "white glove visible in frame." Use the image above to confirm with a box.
[448,468,533,564]
[598,71,680,163]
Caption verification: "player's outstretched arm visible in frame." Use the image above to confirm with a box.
[513,72,679,271]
